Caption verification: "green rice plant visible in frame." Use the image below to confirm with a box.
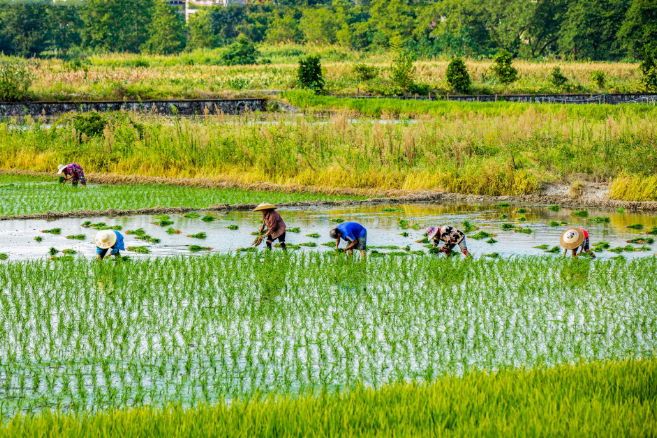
[299,242,318,247]
[202,214,218,222]
[516,208,527,214]
[462,220,478,233]
[184,212,201,219]
[189,245,212,252]
[617,207,626,214]
[152,219,174,227]
[331,219,345,224]
[402,245,411,251]
[515,227,533,234]
[588,217,611,223]
[34,236,43,242]
[62,249,77,255]
[398,220,409,228]
[648,227,657,235]
[41,228,61,235]
[226,225,239,230]
[370,245,400,250]
[321,242,335,247]
[609,245,639,253]
[533,244,549,250]
[592,242,611,252]
[381,207,403,212]
[483,252,499,258]
[470,231,495,240]
[236,247,258,252]
[275,243,300,249]
[0,253,8,261]
[627,224,644,230]
[306,233,320,238]
[166,228,182,235]
[549,221,561,227]
[127,246,151,254]
[572,210,589,218]
[50,255,74,261]
[486,238,497,244]
[547,205,560,212]
[135,235,160,244]
[518,217,527,222]
[287,227,301,233]
[495,203,510,207]
[187,232,207,239]
[126,228,146,236]
[545,246,561,253]
[500,213,509,219]
[501,223,515,231]
[387,251,410,257]
[154,215,170,221]
[48,247,59,255]
[416,237,430,243]
[66,234,86,240]
[400,232,409,237]
[627,237,654,245]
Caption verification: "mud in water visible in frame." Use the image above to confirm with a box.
[1,202,655,261]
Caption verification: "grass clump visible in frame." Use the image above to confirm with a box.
[515,227,533,234]
[152,215,174,227]
[66,235,86,240]
[617,207,626,214]
[48,247,59,255]
[0,253,8,261]
[547,205,560,212]
[627,224,644,230]
[166,228,182,234]
[202,214,217,222]
[62,249,77,255]
[41,228,61,235]
[516,208,527,214]
[184,212,201,219]
[128,246,151,254]
[486,238,497,244]
[226,225,239,230]
[462,220,478,233]
[331,219,345,224]
[400,232,409,237]
[187,232,207,239]
[126,228,146,236]
[627,237,654,245]
[592,242,611,252]
[588,217,611,223]
[517,216,527,222]
[495,202,510,207]
[34,236,43,242]
[306,233,320,238]
[471,231,495,240]
[287,227,301,233]
[533,244,549,250]
[299,242,318,247]
[381,207,403,212]
[189,245,212,252]
[572,210,589,218]
[501,223,515,231]
[648,227,657,235]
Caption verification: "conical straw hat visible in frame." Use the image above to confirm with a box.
[57,164,66,174]
[95,230,117,249]
[560,227,585,250]
[253,202,277,212]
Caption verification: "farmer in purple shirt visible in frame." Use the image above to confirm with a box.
[330,221,367,258]
[57,163,86,187]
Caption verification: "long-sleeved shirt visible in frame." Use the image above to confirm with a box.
[263,210,286,239]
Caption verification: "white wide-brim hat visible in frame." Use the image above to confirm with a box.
[253,202,277,212]
[560,227,585,250]
[57,164,66,174]
[95,230,117,249]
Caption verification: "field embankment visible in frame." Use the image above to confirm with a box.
[1,358,654,437]
[2,104,655,201]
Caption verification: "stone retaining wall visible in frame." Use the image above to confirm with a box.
[0,98,267,118]
[347,93,657,105]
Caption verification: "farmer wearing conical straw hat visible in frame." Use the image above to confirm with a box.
[426,226,472,258]
[57,163,86,187]
[95,230,126,260]
[253,203,287,251]
[560,227,596,258]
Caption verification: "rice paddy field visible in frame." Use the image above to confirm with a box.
[21,46,647,101]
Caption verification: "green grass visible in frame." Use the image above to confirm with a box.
[0,254,654,422]
[0,175,364,217]
[1,358,654,437]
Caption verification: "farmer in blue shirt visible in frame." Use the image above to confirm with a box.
[330,222,367,257]
[94,230,126,260]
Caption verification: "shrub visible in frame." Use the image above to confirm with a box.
[591,70,606,88]
[221,36,259,66]
[446,57,471,93]
[353,64,378,82]
[298,55,325,94]
[390,53,417,92]
[639,45,657,92]
[0,58,34,102]
[491,50,518,84]
[73,112,108,138]
[550,67,569,87]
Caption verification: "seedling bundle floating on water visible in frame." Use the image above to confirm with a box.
[627,237,654,245]
[41,228,61,235]
[588,217,610,223]
[189,245,212,252]
[34,236,43,242]
[287,227,301,233]
[0,253,8,261]
[82,222,121,231]
[187,232,207,239]
[627,224,644,230]
[470,231,496,240]
[184,212,201,219]
[547,205,560,212]
[152,215,174,227]
[226,225,239,230]
[462,221,478,233]
[306,233,320,238]
[127,246,150,254]
[202,214,217,222]
[299,242,317,247]
[572,210,589,218]
[166,228,182,235]
[66,234,86,240]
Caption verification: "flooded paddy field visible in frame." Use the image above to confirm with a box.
[0,202,655,261]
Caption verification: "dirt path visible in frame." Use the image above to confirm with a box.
[2,170,656,220]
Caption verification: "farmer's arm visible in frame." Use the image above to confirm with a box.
[345,239,358,251]
[335,238,341,250]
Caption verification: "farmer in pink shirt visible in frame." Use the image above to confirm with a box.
[560,227,596,258]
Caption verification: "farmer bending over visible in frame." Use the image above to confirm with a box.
[95,230,125,260]
[560,227,596,258]
[330,222,367,257]
[58,163,86,187]
[427,226,472,258]
[254,203,287,251]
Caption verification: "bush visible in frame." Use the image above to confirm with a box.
[353,64,378,82]
[297,55,325,94]
[550,67,569,87]
[390,53,417,92]
[0,58,34,102]
[73,112,108,138]
[221,36,259,66]
[446,57,471,93]
[491,50,518,84]
[639,46,657,92]
[591,70,606,88]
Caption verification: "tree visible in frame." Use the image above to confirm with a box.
[0,5,51,57]
[300,8,339,44]
[618,0,657,57]
[369,0,415,47]
[47,6,83,56]
[446,57,471,93]
[491,49,518,84]
[297,55,325,93]
[390,52,417,92]
[221,36,259,65]
[209,3,247,45]
[141,2,186,54]
[188,9,219,50]
[266,13,304,43]
[81,0,156,53]
[549,66,568,87]
[639,45,657,91]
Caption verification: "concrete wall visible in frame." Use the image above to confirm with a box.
[0,99,268,118]
[349,93,657,105]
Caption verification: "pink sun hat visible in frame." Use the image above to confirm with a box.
[426,226,439,240]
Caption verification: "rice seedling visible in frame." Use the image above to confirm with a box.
[486,238,497,244]
[184,212,202,219]
[236,247,258,252]
[549,221,561,227]
[515,227,533,234]
[547,205,561,212]
[82,222,121,230]
[592,242,611,251]
[306,233,321,238]
[648,227,657,236]
[135,234,161,244]
[501,223,515,230]
[402,245,411,251]
[617,207,626,214]
[400,232,409,237]
[226,225,239,230]
[381,208,404,212]
[0,253,8,261]
[495,203,510,207]
[189,245,212,252]
[187,232,207,239]
[41,228,61,235]
[609,245,638,253]
[462,221,478,233]
[545,246,561,253]
[152,216,175,227]
[518,217,527,222]
[483,252,499,258]
[370,245,400,250]
[62,249,77,255]
[287,227,301,233]
[202,215,218,222]
[66,234,86,240]
[627,237,654,245]
[470,231,496,240]
[299,242,318,247]
[321,242,335,247]
[127,246,150,254]
[331,219,345,224]
[49,255,74,262]
[572,210,589,218]
[534,244,550,250]
[48,247,59,255]
[166,228,182,235]
[126,228,146,236]
[34,236,43,242]
[275,243,300,249]
[627,224,644,230]
[588,216,611,223]
[517,208,527,214]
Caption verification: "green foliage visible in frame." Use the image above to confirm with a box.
[297,55,325,94]
[627,223,644,230]
[72,112,107,138]
[187,232,207,239]
[491,50,518,84]
[550,66,569,87]
[41,228,61,235]
[221,36,259,66]
[547,205,560,212]
[591,70,606,88]
[66,234,86,240]
[446,57,471,93]
[0,253,7,261]
[353,64,378,82]
[390,53,416,92]
[226,224,239,230]
[588,216,610,223]
[572,210,589,218]
[0,57,34,102]
[141,1,186,55]
[639,46,657,92]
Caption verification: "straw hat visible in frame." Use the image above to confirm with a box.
[253,202,277,212]
[560,227,585,250]
[95,230,117,249]
[57,164,66,174]
[426,226,439,240]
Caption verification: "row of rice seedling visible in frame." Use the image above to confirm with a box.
[0,254,653,419]
[0,175,363,217]
[1,357,654,437]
